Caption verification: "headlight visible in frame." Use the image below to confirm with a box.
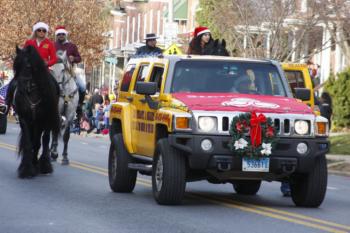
[294,120,309,135]
[198,117,217,132]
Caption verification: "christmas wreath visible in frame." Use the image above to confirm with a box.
[228,112,277,157]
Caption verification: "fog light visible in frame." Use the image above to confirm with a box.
[297,142,308,155]
[201,139,213,152]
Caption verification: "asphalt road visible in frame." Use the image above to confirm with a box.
[1,123,350,233]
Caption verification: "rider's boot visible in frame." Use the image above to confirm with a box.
[76,91,85,119]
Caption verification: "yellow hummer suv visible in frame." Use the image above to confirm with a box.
[282,63,315,107]
[108,55,329,206]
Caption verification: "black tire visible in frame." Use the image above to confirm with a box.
[152,138,186,205]
[232,180,261,195]
[0,114,7,134]
[290,154,328,207]
[108,133,137,193]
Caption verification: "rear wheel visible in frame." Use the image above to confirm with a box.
[152,138,186,205]
[108,133,137,193]
[0,113,7,134]
[290,154,327,207]
[232,180,261,195]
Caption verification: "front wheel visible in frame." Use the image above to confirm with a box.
[152,138,186,205]
[232,180,261,195]
[290,154,327,207]
[108,133,137,193]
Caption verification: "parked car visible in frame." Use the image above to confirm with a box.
[108,55,329,207]
[0,102,7,134]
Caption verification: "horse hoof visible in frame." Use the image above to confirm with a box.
[51,152,58,161]
[61,159,69,166]
[39,159,53,174]
[17,165,37,179]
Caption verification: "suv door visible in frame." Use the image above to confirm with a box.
[131,63,165,156]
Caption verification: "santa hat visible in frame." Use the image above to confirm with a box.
[55,26,68,36]
[32,22,49,32]
[194,26,210,37]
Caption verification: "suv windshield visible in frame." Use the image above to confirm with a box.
[171,60,286,96]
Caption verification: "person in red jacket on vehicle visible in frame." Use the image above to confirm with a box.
[5,22,58,113]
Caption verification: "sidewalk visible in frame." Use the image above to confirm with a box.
[326,154,350,162]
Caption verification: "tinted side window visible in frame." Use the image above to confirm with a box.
[134,64,150,90]
[149,66,164,92]
[120,65,136,92]
[285,70,305,93]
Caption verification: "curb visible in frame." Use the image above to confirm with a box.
[328,169,350,177]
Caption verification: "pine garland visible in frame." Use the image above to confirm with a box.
[228,112,277,158]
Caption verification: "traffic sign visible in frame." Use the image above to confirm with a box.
[163,44,183,55]
[105,57,117,64]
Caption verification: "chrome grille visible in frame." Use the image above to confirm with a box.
[192,111,315,137]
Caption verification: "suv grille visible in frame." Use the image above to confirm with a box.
[193,112,314,137]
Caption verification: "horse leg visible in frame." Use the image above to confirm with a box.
[50,132,59,161]
[61,126,70,165]
[32,127,42,173]
[17,120,37,178]
[39,130,53,174]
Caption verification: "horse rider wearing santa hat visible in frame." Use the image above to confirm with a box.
[5,22,59,114]
[25,21,58,67]
[54,26,85,116]
[187,26,214,55]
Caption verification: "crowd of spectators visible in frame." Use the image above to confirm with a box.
[72,83,118,135]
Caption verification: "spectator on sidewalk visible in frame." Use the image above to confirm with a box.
[103,98,111,131]
[94,104,104,134]
[90,88,103,111]
[319,92,333,130]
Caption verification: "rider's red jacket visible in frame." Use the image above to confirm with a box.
[24,38,57,67]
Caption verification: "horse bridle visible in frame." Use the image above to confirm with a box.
[18,76,42,120]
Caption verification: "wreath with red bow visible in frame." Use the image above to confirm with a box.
[228,112,277,157]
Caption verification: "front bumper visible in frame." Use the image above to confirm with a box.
[168,133,329,174]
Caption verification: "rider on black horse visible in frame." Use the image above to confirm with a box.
[6,22,58,112]
[54,26,85,118]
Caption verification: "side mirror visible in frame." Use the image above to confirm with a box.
[136,82,157,95]
[294,88,311,101]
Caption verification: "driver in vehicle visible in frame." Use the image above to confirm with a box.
[234,74,256,94]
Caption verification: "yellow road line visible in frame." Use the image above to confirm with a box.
[71,160,107,173]
[0,141,349,233]
[228,199,350,231]
[191,194,347,233]
[72,161,349,233]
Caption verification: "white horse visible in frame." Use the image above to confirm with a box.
[50,51,79,165]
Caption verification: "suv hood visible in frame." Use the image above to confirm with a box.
[172,93,312,114]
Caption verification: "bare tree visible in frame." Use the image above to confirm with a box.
[315,0,350,66]
[0,0,110,65]
[197,0,327,61]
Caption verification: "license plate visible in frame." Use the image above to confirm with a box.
[242,157,270,172]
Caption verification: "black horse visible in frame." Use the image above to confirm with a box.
[210,39,230,56]
[9,46,60,178]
